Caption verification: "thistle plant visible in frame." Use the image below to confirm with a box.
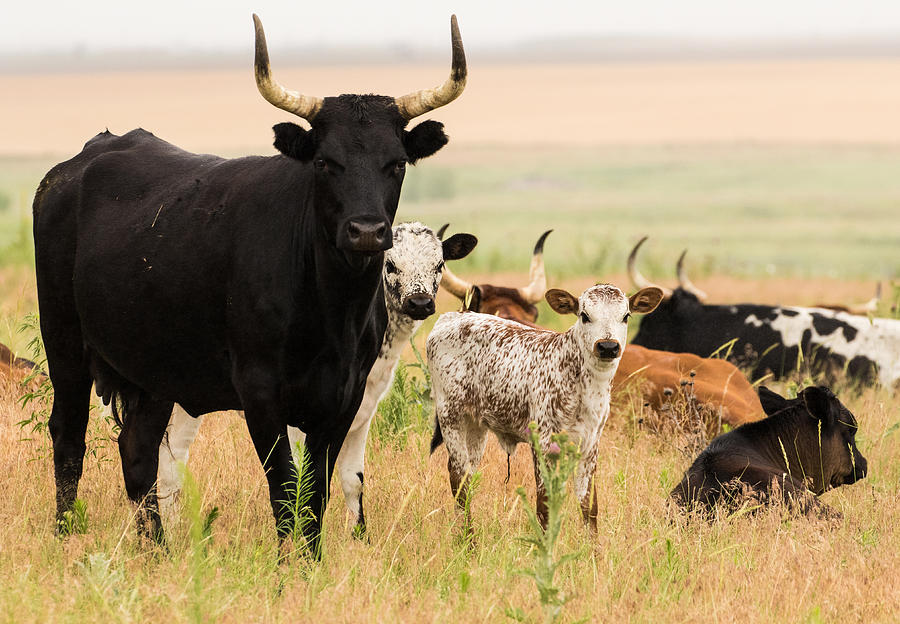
[512,423,583,624]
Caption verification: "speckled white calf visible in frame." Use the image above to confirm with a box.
[427,284,663,529]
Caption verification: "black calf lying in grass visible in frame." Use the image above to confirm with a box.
[670,385,867,516]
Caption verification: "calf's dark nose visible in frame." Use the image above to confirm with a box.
[401,294,436,320]
[347,220,390,252]
[595,340,621,359]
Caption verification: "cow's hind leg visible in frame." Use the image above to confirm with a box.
[118,394,174,543]
[440,413,488,517]
[47,362,93,533]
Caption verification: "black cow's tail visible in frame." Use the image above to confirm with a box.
[430,420,444,454]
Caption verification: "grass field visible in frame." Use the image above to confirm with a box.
[1,58,900,623]
[1,346,898,623]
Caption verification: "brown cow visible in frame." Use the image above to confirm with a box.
[0,342,37,381]
[438,227,763,426]
[670,385,867,517]
[438,225,551,323]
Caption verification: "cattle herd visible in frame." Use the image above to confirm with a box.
[2,14,887,557]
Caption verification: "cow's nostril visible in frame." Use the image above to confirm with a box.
[346,220,391,251]
[402,295,436,319]
[595,340,620,359]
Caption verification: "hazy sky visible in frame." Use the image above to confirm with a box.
[6,0,900,55]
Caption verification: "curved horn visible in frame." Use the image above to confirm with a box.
[627,236,673,298]
[436,223,450,240]
[676,250,708,301]
[517,230,552,304]
[253,14,324,121]
[439,263,472,299]
[849,282,882,315]
[394,15,467,120]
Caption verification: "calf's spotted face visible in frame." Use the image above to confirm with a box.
[383,224,477,320]
[545,285,664,367]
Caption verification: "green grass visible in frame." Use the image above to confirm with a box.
[396,144,900,280]
[3,145,900,279]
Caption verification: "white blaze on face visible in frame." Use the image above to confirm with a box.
[382,222,445,311]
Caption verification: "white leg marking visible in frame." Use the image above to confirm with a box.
[287,426,306,468]
[336,416,373,524]
[158,404,203,521]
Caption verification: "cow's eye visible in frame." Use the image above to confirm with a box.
[394,160,407,174]
[580,312,590,324]
[436,260,445,272]
[314,158,327,171]
[385,260,398,274]
[622,312,631,323]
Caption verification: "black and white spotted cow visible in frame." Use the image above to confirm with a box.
[158,222,477,534]
[628,237,900,388]
[427,283,663,529]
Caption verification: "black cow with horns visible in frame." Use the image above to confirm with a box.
[33,14,467,555]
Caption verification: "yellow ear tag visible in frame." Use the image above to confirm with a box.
[464,287,474,311]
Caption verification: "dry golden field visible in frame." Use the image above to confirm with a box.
[1,266,899,623]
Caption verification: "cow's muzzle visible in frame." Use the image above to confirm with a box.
[344,219,391,253]
[594,340,621,361]
[401,294,435,320]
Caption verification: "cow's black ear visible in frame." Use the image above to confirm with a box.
[546,289,579,316]
[273,123,316,161]
[800,386,838,426]
[443,233,477,261]
[403,120,449,164]
[758,386,789,416]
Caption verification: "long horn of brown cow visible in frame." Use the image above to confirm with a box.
[627,236,673,298]
[394,15,467,120]
[439,263,472,299]
[253,14,324,121]
[518,230,552,304]
[676,250,708,301]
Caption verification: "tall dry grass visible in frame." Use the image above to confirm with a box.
[1,355,898,622]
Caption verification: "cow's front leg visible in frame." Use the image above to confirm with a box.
[118,395,174,543]
[574,440,600,532]
[243,412,296,536]
[531,447,549,529]
[300,419,353,557]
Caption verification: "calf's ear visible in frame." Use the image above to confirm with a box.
[442,233,478,261]
[800,386,839,427]
[629,287,664,314]
[403,120,449,164]
[758,385,789,416]
[273,123,316,161]
[546,289,579,315]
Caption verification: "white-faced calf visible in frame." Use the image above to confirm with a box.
[670,385,867,516]
[158,222,477,534]
[427,283,663,528]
